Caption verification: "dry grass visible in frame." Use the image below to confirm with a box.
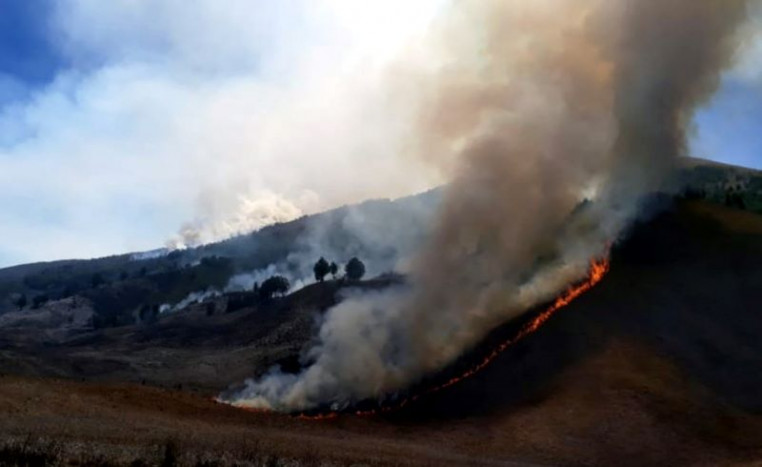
[1,336,761,466]
[2,201,762,465]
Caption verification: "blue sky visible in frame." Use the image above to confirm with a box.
[0,0,62,81]
[0,0,759,268]
[0,0,446,267]
[693,80,762,169]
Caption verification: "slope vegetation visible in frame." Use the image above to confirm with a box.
[1,200,762,465]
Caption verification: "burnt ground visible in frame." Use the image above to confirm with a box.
[1,200,762,465]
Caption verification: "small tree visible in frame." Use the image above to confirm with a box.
[14,293,27,310]
[329,262,339,279]
[725,190,746,210]
[259,275,290,300]
[32,294,49,309]
[139,304,150,323]
[91,273,104,288]
[345,257,366,281]
[313,257,330,283]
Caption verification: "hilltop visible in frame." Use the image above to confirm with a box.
[1,159,762,464]
[0,198,761,465]
[0,188,439,322]
[1,157,760,328]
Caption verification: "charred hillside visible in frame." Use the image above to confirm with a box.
[1,199,761,466]
[376,199,762,433]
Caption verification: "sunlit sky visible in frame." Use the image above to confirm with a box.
[0,0,759,268]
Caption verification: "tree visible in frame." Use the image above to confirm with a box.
[91,273,105,288]
[345,257,366,281]
[32,294,49,309]
[329,262,339,279]
[14,294,27,310]
[139,304,150,323]
[313,257,330,282]
[725,189,746,210]
[62,285,76,298]
[259,275,290,300]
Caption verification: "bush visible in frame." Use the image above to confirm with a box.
[91,273,105,288]
[32,294,49,309]
[226,293,257,313]
[14,293,27,310]
[345,257,366,281]
[725,190,746,210]
[0,436,62,465]
[259,276,290,300]
[161,440,178,467]
[313,257,330,283]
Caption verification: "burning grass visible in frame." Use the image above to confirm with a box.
[290,256,611,420]
[3,203,762,466]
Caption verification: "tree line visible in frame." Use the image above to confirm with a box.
[252,256,367,302]
[313,256,365,282]
[12,256,369,313]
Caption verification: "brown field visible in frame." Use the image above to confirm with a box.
[2,200,762,466]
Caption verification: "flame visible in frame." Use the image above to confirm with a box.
[298,412,340,421]
[420,256,610,394]
[301,255,611,420]
[220,256,610,420]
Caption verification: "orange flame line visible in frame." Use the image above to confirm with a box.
[217,256,611,420]
[416,257,610,395]
[300,256,610,420]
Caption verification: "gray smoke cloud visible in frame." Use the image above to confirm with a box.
[220,0,750,412]
[224,190,441,293]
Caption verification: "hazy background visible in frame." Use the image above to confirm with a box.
[0,0,759,267]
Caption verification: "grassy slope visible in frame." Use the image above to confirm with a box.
[0,278,398,393]
[1,200,762,465]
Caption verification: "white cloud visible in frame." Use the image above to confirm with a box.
[4,0,752,267]
[0,1,447,266]
[727,3,762,84]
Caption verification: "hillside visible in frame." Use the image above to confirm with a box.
[675,157,762,211]
[1,199,762,465]
[2,160,762,464]
[0,157,758,327]
[0,189,439,320]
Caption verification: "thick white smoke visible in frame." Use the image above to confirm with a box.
[167,191,306,249]
[220,190,441,296]
[221,0,750,412]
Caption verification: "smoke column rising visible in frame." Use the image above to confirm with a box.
[221,0,750,412]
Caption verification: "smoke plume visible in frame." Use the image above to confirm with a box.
[221,0,750,411]
[167,190,306,249]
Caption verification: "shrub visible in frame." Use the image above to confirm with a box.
[32,294,49,309]
[313,257,330,283]
[345,257,366,281]
[259,276,290,300]
[14,293,27,310]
